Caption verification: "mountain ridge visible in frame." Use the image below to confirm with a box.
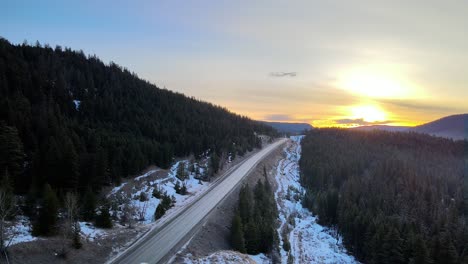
[262,121,313,134]
[412,113,467,140]
[352,114,468,140]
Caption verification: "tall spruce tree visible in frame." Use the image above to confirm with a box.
[410,235,433,264]
[95,203,112,229]
[33,184,59,236]
[436,232,458,264]
[231,212,246,253]
[244,221,260,254]
[210,153,220,176]
[238,185,252,226]
[0,123,24,188]
[81,187,96,221]
[382,228,404,264]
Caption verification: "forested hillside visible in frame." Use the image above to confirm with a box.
[0,38,276,195]
[300,129,467,264]
[262,121,312,134]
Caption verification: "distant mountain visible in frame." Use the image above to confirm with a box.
[351,114,468,140]
[413,114,467,140]
[263,121,313,134]
[353,125,409,132]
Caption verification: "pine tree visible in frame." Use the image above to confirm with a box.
[152,184,162,199]
[231,212,246,253]
[61,139,79,190]
[410,235,432,264]
[24,184,37,217]
[0,170,15,250]
[81,187,96,221]
[382,228,404,264]
[0,123,24,181]
[282,237,291,252]
[259,225,275,253]
[33,184,59,236]
[0,170,13,215]
[436,232,458,264]
[180,182,187,195]
[154,204,165,220]
[174,181,181,194]
[238,185,252,226]
[95,204,112,228]
[244,221,260,254]
[176,162,187,180]
[72,222,82,249]
[368,226,386,264]
[210,153,220,176]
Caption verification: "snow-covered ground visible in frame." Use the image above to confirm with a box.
[5,215,36,246]
[180,250,266,264]
[108,160,211,225]
[275,136,358,264]
[5,157,213,251]
[79,221,107,241]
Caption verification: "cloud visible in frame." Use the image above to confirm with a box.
[263,114,294,121]
[334,118,392,126]
[239,82,360,106]
[376,99,463,113]
[269,72,297,77]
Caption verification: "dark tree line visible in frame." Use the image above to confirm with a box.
[0,37,276,197]
[231,173,278,255]
[300,129,468,264]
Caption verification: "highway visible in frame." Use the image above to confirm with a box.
[110,138,288,264]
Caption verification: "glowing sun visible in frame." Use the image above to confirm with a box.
[350,105,387,123]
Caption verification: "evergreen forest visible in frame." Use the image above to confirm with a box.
[0,38,276,196]
[300,129,468,264]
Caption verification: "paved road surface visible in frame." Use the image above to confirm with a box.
[110,138,288,264]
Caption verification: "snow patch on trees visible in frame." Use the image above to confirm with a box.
[73,100,81,110]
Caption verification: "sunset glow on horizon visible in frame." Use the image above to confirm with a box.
[3,1,467,127]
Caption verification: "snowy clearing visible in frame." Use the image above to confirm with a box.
[275,136,358,264]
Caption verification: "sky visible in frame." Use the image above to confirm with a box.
[2,0,468,127]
